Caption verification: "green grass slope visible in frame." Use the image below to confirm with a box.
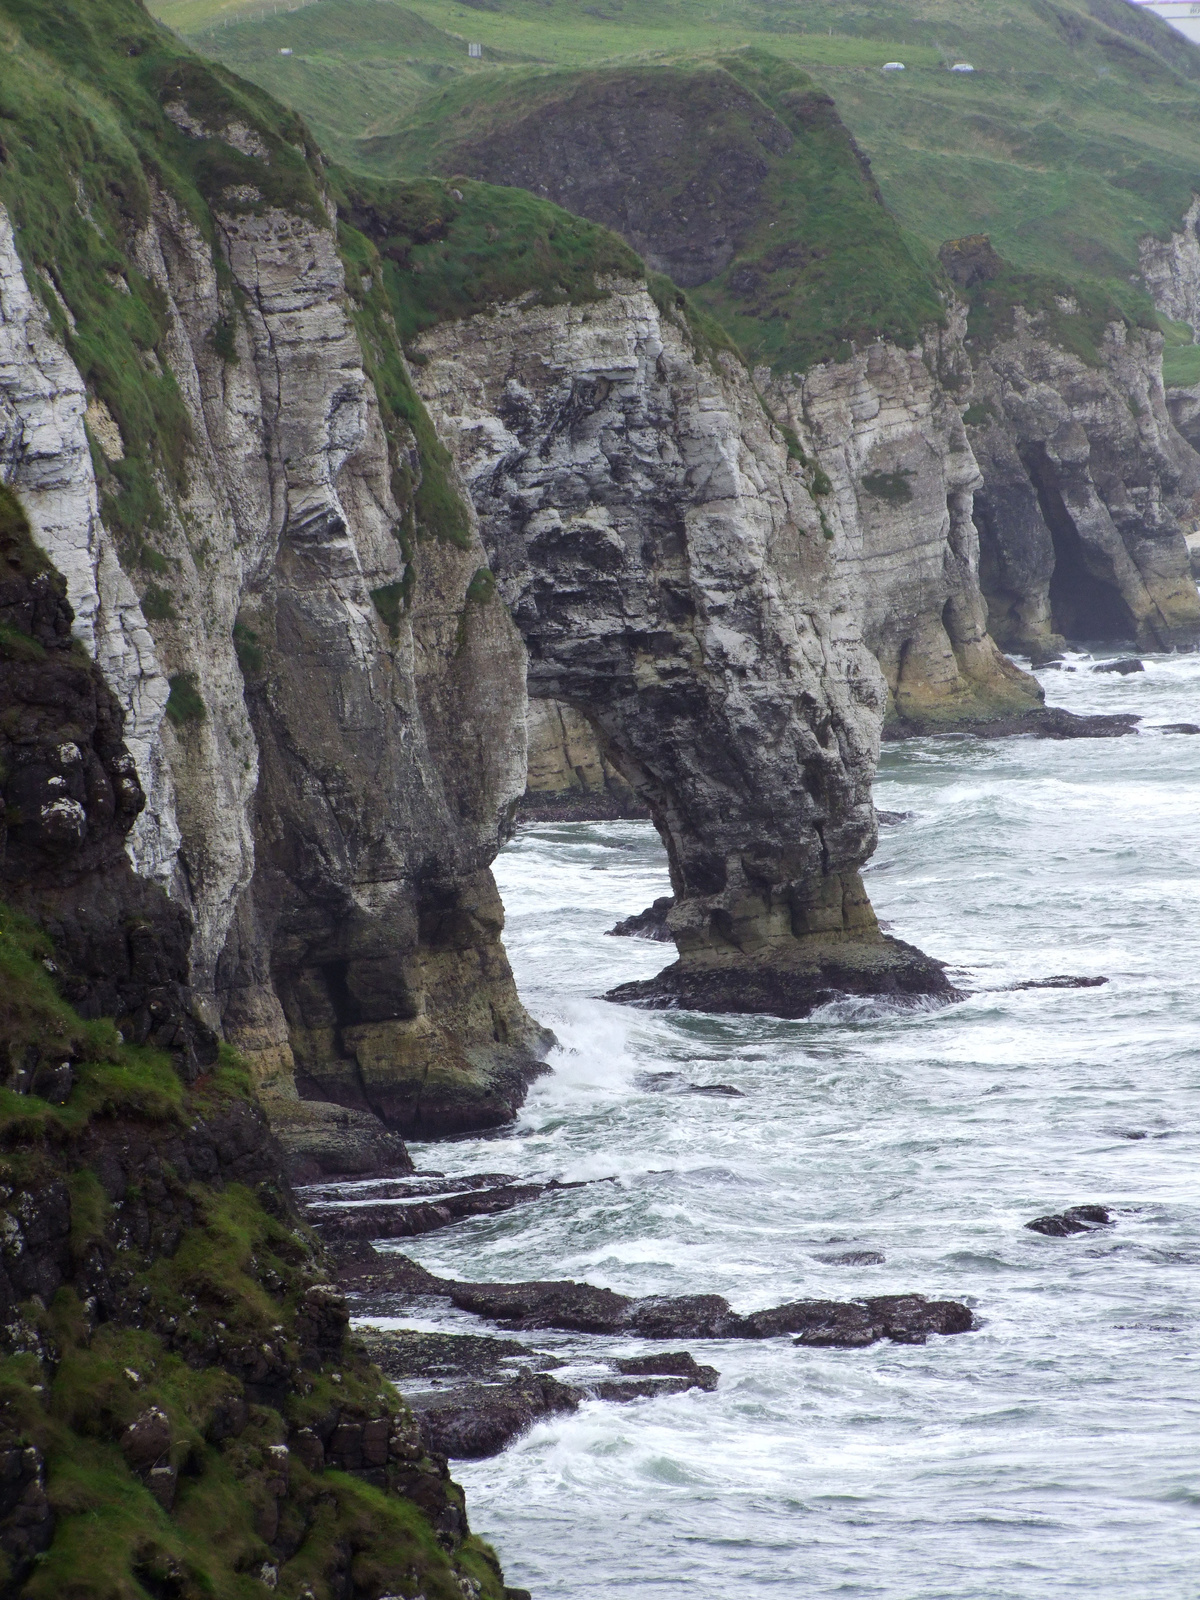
[168,0,1200,332]
[369,51,946,369]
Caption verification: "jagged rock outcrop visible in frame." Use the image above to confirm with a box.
[941,238,1200,654]
[1140,195,1200,335]
[1140,197,1200,528]
[412,283,951,1015]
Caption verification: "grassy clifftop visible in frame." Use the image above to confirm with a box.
[171,0,1200,331]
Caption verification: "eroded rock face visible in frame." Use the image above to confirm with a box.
[0,208,180,885]
[966,311,1200,652]
[765,306,1042,732]
[127,182,547,1137]
[412,284,950,1013]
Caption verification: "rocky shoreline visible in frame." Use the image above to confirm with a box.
[315,1227,976,1462]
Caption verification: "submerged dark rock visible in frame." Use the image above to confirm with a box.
[634,1071,745,1096]
[1160,722,1200,734]
[1025,1204,1114,1237]
[338,1251,974,1347]
[1011,975,1109,990]
[884,706,1140,741]
[1092,657,1144,674]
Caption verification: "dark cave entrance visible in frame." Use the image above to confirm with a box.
[1022,444,1138,643]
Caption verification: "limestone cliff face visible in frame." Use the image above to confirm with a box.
[763,305,1040,731]
[0,210,180,886]
[1140,195,1200,486]
[0,157,544,1141]
[412,283,951,1013]
[433,62,1037,738]
[964,311,1200,652]
[1140,195,1200,334]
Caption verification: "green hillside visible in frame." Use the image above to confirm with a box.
[161,0,1200,334]
[370,51,948,371]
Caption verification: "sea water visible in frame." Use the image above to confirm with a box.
[390,654,1200,1599]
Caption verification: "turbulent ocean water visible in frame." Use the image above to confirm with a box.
[388,655,1200,1599]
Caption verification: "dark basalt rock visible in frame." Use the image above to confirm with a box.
[407,1353,721,1458]
[686,1083,745,1098]
[1092,657,1144,674]
[607,895,676,941]
[815,1250,885,1266]
[606,935,959,1020]
[875,809,914,826]
[884,706,1140,741]
[1160,722,1200,734]
[306,1178,587,1243]
[338,1251,974,1347]
[409,1373,582,1460]
[1011,975,1108,990]
[355,1326,561,1382]
[590,1375,708,1401]
[1025,1204,1113,1236]
[612,1351,719,1389]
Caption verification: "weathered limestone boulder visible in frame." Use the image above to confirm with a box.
[412,284,952,1016]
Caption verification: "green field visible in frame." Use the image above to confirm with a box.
[152,0,1200,325]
